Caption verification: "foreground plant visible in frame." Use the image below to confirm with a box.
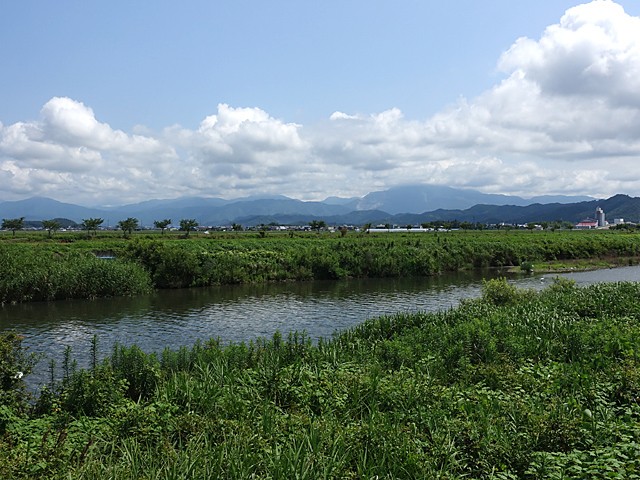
[3,280,640,478]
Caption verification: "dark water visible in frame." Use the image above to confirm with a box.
[3,266,640,389]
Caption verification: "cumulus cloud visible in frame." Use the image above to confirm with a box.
[163,104,311,197]
[499,0,640,106]
[291,1,640,198]
[0,97,179,203]
[2,1,640,204]
[422,3,639,160]
[194,103,306,162]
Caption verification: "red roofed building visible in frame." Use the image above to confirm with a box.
[575,219,598,229]
[576,207,607,229]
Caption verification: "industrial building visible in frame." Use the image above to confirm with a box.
[575,207,607,229]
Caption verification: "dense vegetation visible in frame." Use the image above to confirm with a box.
[1,279,639,478]
[2,229,640,304]
[0,243,152,303]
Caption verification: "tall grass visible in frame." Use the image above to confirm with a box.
[121,230,640,288]
[0,246,151,304]
[3,279,640,478]
[3,230,640,302]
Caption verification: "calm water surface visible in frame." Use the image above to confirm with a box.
[3,266,640,389]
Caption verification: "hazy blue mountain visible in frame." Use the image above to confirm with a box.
[356,185,521,214]
[0,186,606,227]
[394,194,637,225]
[0,197,105,222]
[108,196,230,212]
[321,196,360,206]
[356,185,595,214]
[199,198,353,226]
[527,194,594,204]
[213,195,637,227]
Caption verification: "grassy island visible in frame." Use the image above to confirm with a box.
[2,229,640,304]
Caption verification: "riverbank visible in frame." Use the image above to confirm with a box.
[506,255,640,274]
[2,278,640,478]
[3,229,640,304]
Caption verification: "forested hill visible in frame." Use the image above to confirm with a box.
[388,194,640,226]
[242,194,640,226]
[1,192,638,226]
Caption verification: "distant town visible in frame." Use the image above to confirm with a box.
[1,205,635,237]
[2,189,640,235]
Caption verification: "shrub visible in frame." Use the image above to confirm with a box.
[0,332,37,416]
[520,260,534,273]
[481,278,525,306]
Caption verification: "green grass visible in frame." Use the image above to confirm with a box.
[4,229,640,303]
[2,279,640,478]
[0,245,152,303]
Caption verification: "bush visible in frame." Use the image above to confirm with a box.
[0,249,151,304]
[481,278,528,306]
[0,332,37,416]
[520,260,534,273]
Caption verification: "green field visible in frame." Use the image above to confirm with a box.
[2,229,640,304]
[2,278,640,478]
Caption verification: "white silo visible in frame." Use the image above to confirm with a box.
[596,207,605,227]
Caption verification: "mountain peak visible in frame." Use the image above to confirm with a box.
[0,186,609,226]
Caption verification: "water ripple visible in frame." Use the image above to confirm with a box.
[3,266,640,390]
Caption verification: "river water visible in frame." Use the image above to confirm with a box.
[3,266,640,389]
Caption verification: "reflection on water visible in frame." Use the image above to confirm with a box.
[2,265,640,389]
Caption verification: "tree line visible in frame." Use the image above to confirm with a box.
[0,217,200,238]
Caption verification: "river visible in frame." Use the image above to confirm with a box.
[3,266,640,390]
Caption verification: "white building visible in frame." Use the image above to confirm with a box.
[596,207,606,227]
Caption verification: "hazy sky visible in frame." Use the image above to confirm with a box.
[1,0,640,205]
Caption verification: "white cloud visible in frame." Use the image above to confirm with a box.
[499,0,640,106]
[329,111,360,121]
[302,0,640,199]
[414,0,640,193]
[0,120,102,172]
[195,103,307,162]
[0,97,180,203]
[1,1,640,204]
[163,104,311,198]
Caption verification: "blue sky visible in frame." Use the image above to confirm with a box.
[2,1,640,205]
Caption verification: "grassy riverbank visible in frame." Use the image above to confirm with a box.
[2,278,640,478]
[3,229,640,304]
[506,256,640,274]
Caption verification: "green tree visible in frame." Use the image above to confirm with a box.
[361,223,372,234]
[1,217,25,237]
[179,218,198,237]
[117,217,139,237]
[459,221,474,231]
[309,220,326,232]
[153,219,171,235]
[81,218,104,237]
[41,219,61,238]
[232,223,243,232]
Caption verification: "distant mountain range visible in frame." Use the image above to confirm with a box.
[1,184,633,227]
[349,185,594,214]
